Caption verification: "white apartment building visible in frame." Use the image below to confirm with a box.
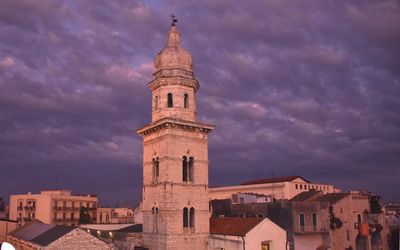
[9,190,98,227]
[210,176,338,201]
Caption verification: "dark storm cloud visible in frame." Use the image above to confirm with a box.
[0,0,399,205]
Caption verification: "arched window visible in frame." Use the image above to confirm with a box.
[152,158,159,182]
[183,207,194,228]
[183,207,189,227]
[183,156,194,182]
[189,207,195,227]
[184,93,189,108]
[155,157,159,179]
[155,96,159,110]
[167,93,173,107]
[152,207,159,232]
[188,157,194,182]
[182,156,188,182]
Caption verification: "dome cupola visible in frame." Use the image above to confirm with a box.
[153,25,193,74]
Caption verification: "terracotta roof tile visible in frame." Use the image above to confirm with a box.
[210,217,263,236]
[241,176,310,185]
[290,190,323,201]
[317,193,348,204]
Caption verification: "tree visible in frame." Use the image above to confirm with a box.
[78,206,91,224]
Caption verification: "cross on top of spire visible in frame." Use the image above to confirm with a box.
[170,14,178,26]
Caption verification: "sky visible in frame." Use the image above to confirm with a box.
[0,0,399,207]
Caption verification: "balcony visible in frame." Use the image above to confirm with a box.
[17,206,23,211]
[24,206,36,210]
[295,225,329,234]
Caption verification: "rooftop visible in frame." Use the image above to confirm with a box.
[9,220,55,241]
[290,190,323,202]
[241,176,310,186]
[317,193,348,204]
[210,217,263,236]
[31,226,74,246]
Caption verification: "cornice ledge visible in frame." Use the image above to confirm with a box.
[137,118,215,136]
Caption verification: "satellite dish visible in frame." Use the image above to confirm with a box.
[1,242,16,250]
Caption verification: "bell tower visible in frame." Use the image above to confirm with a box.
[137,20,214,250]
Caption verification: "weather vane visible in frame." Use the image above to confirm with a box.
[170,13,178,26]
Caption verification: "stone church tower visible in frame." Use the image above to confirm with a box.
[137,22,214,250]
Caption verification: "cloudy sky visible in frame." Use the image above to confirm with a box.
[1,0,399,206]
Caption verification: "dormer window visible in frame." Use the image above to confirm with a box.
[184,94,189,108]
[167,93,173,107]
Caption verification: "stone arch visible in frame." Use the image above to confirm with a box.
[184,93,189,108]
[167,93,173,107]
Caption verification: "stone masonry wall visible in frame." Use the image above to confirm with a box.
[45,228,112,250]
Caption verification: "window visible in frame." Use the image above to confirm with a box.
[63,213,66,219]
[188,157,194,182]
[152,158,159,182]
[71,213,74,220]
[183,207,189,227]
[152,207,159,232]
[182,156,188,182]
[261,241,271,250]
[346,230,351,241]
[300,184,303,190]
[189,207,195,227]
[72,202,75,208]
[167,93,173,107]
[53,212,57,219]
[155,96,159,110]
[183,207,195,228]
[312,213,317,231]
[182,156,194,182]
[299,213,305,232]
[184,93,189,108]
[357,214,362,224]
[295,184,298,189]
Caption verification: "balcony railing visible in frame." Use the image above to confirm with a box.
[53,206,84,211]
[24,206,36,210]
[17,206,23,210]
[52,217,78,222]
[295,225,329,234]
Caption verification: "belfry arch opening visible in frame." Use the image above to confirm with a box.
[167,93,173,107]
[184,93,189,108]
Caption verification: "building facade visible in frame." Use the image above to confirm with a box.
[9,190,98,227]
[209,217,287,250]
[210,176,337,201]
[137,22,214,249]
[97,207,135,224]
